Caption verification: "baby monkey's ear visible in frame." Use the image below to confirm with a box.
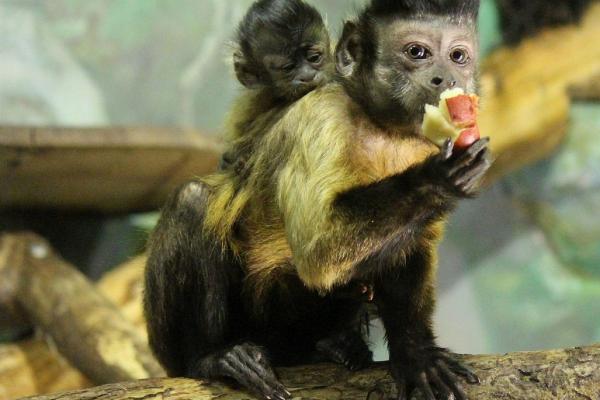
[234,50,261,88]
[336,21,362,77]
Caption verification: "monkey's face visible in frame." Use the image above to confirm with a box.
[380,19,478,120]
[337,17,478,126]
[259,27,332,100]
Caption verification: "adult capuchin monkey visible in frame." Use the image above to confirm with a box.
[145,1,491,399]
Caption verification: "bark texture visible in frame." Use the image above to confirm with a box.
[0,233,164,387]
[21,343,600,400]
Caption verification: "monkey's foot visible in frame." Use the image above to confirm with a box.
[316,330,373,371]
[201,343,291,400]
[391,346,479,400]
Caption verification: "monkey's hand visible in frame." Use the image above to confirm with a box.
[431,137,492,198]
[390,345,479,400]
[199,343,291,400]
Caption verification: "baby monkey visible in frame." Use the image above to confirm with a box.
[220,0,334,172]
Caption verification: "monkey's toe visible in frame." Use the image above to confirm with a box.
[214,343,291,400]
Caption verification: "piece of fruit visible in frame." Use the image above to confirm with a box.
[445,94,478,128]
[422,88,480,152]
[421,104,460,146]
[454,126,481,150]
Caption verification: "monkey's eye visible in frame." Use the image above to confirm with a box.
[450,48,470,65]
[307,52,323,64]
[281,63,295,72]
[405,44,431,60]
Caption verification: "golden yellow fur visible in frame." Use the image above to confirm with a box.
[203,82,442,293]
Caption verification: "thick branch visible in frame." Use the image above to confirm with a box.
[20,343,600,400]
[480,2,600,182]
[0,232,164,385]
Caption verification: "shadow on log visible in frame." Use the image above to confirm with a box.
[20,343,600,400]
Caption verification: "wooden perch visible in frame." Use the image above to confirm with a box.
[0,339,91,400]
[569,71,600,101]
[0,232,164,386]
[20,343,600,400]
[479,2,600,181]
[0,126,222,214]
[0,255,148,400]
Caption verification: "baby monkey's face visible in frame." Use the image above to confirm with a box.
[261,27,332,100]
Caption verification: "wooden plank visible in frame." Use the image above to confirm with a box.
[0,126,222,214]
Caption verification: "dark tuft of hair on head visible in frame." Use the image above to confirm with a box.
[367,0,480,20]
[237,0,324,61]
[350,0,480,72]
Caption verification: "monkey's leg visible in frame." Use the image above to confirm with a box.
[144,182,290,400]
[316,328,373,371]
[374,250,479,400]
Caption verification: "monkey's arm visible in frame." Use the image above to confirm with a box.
[277,132,490,289]
[374,248,479,400]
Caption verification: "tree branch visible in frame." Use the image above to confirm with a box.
[20,343,600,400]
[0,232,164,385]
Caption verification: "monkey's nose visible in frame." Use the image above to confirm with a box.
[295,66,318,84]
[431,77,444,86]
[431,77,457,89]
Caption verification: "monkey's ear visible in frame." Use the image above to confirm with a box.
[335,21,361,77]
[234,51,261,88]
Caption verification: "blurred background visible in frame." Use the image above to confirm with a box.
[0,0,598,376]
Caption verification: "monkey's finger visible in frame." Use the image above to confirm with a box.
[454,154,491,187]
[393,374,408,400]
[440,138,454,161]
[435,360,468,400]
[229,347,291,399]
[218,358,271,398]
[448,138,490,175]
[427,367,455,400]
[417,371,437,400]
[441,356,480,385]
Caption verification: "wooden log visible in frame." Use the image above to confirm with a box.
[0,340,90,400]
[0,126,222,214]
[0,234,30,335]
[569,71,600,101]
[479,2,600,182]
[19,343,600,400]
[0,232,164,386]
[0,256,149,400]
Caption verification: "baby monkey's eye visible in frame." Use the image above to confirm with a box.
[450,48,470,65]
[281,63,295,72]
[405,44,431,60]
[307,52,323,64]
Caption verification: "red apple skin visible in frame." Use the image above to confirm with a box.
[454,126,481,151]
[446,95,477,127]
